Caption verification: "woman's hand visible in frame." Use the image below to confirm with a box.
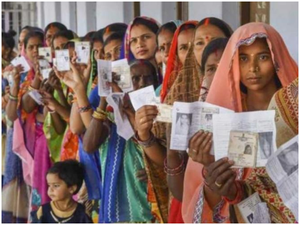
[188,130,214,166]
[204,157,237,200]
[40,90,58,111]
[33,58,43,82]
[135,105,158,141]
[48,70,63,91]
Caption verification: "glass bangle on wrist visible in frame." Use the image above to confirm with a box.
[135,131,157,148]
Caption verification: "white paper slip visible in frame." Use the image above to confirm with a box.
[38,47,52,62]
[252,203,271,223]
[129,85,156,111]
[112,59,133,93]
[97,59,112,97]
[55,50,70,71]
[266,135,298,221]
[237,192,262,223]
[170,101,234,151]
[106,93,135,140]
[11,56,30,73]
[156,104,173,123]
[53,58,57,67]
[8,74,14,87]
[75,42,90,64]
[39,59,52,79]
[28,90,43,105]
[213,110,277,167]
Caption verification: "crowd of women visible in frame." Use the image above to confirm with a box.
[1,15,298,223]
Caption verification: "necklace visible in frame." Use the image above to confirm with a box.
[53,201,76,212]
[50,211,74,223]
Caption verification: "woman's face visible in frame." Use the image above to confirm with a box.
[284,150,298,166]
[104,39,122,61]
[130,64,156,90]
[157,29,174,65]
[130,24,157,60]
[45,26,60,47]
[93,40,104,60]
[25,36,43,63]
[18,29,29,52]
[53,36,69,50]
[181,115,189,125]
[193,24,226,66]
[239,38,276,93]
[203,48,224,88]
[177,28,195,64]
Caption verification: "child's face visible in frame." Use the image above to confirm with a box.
[46,173,76,202]
[204,48,224,88]
[239,38,276,92]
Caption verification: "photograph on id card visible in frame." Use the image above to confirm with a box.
[38,47,52,62]
[55,50,70,71]
[75,42,90,64]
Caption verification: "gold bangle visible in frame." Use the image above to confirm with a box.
[9,94,18,101]
[92,111,107,121]
[28,85,38,92]
[96,107,108,115]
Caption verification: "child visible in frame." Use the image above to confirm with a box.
[31,160,92,223]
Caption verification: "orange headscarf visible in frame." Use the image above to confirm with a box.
[206,22,298,112]
[182,22,298,223]
[160,21,198,102]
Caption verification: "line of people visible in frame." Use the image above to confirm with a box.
[1,16,298,223]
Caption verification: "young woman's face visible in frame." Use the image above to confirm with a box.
[177,28,195,64]
[25,36,43,63]
[130,24,157,60]
[53,36,69,50]
[193,24,226,66]
[103,39,122,61]
[180,114,189,125]
[204,48,224,88]
[46,173,75,202]
[130,64,156,90]
[284,150,298,166]
[18,29,29,52]
[93,40,104,60]
[45,26,60,47]
[157,29,174,65]
[239,38,276,93]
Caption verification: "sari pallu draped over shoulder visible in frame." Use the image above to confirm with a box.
[182,22,298,223]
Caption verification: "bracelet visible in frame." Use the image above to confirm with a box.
[222,181,244,204]
[164,153,186,176]
[135,131,157,148]
[9,94,18,101]
[78,104,92,113]
[28,85,38,91]
[96,107,108,116]
[92,110,107,121]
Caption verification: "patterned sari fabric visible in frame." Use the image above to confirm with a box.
[182,22,298,223]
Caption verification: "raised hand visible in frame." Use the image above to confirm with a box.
[40,90,58,111]
[188,130,214,166]
[135,105,158,141]
[48,69,63,91]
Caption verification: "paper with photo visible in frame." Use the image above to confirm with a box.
[170,101,234,151]
[266,135,298,220]
[11,56,30,72]
[156,103,173,123]
[112,59,133,93]
[55,50,70,71]
[39,59,52,79]
[237,192,262,223]
[28,90,43,105]
[97,59,112,96]
[38,47,52,62]
[227,131,258,167]
[75,42,90,64]
[213,110,276,167]
[106,92,135,140]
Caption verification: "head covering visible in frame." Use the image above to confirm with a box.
[206,22,298,112]
[123,16,161,62]
[197,17,233,38]
[160,21,198,102]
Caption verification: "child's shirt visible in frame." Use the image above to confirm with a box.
[31,201,92,223]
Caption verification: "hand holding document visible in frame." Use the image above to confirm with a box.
[28,90,43,105]
[128,85,173,123]
[11,56,30,73]
[38,59,52,79]
[106,93,135,140]
[170,101,233,151]
[266,135,298,220]
[213,110,276,167]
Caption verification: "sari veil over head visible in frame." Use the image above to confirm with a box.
[182,22,298,223]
